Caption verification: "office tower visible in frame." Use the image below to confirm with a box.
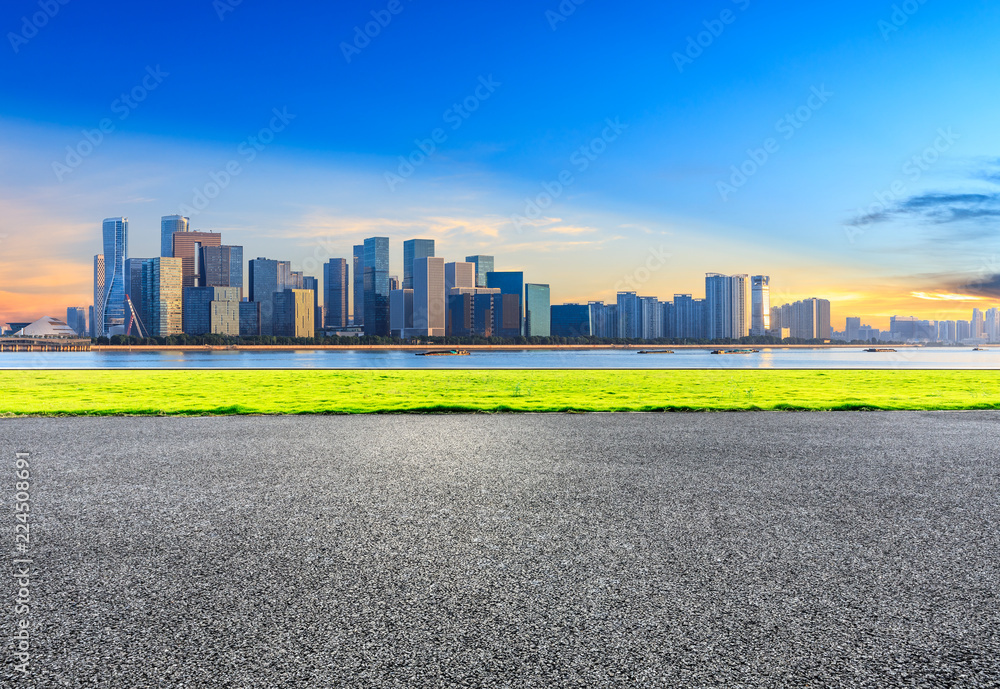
[352,245,364,326]
[588,301,617,339]
[124,257,150,329]
[172,231,222,290]
[465,255,495,288]
[445,262,476,292]
[289,270,305,290]
[100,218,128,336]
[88,306,95,338]
[816,299,831,339]
[324,259,349,329]
[750,275,770,337]
[66,307,87,336]
[302,276,321,330]
[551,304,592,338]
[201,245,244,299]
[494,294,523,338]
[142,257,183,336]
[239,302,260,337]
[972,308,985,339]
[845,317,861,341]
[525,284,551,337]
[985,308,999,342]
[486,271,524,337]
[446,287,500,337]
[390,289,414,338]
[639,296,660,339]
[160,215,189,257]
[705,273,747,340]
[957,320,971,341]
[363,237,390,336]
[389,276,400,292]
[92,254,105,337]
[273,289,315,338]
[616,292,640,339]
[249,258,279,336]
[412,256,446,337]
[403,239,435,290]
[183,286,240,335]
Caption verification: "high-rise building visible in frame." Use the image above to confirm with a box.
[589,301,618,338]
[273,289,315,338]
[412,256,446,337]
[705,273,747,340]
[494,293,523,339]
[302,276,321,331]
[363,237,390,337]
[486,271,524,337]
[160,215,189,257]
[183,286,241,336]
[352,245,364,326]
[445,262,475,292]
[124,258,151,331]
[845,317,861,341]
[200,245,244,299]
[249,258,281,336]
[750,275,770,337]
[92,254,105,337]
[66,307,87,336]
[390,288,414,338]
[525,284,551,337]
[403,239,435,290]
[551,304,592,338]
[239,302,260,337]
[142,257,183,336]
[101,218,128,336]
[324,259,349,329]
[88,306,95,338]
[985,308,999,342]
[972,308,985,339]
[617,292,640,339]
[816,299,831,340]
[673,294,707,340]
[172,231,222,290]
[446,288,500,337]
[465,255,495,288]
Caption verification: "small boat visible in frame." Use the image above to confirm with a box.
[973,347,989,351]
[711,348,759,354]
[637,349,674,354]
[416,349,470,356]
[864,348,896,353]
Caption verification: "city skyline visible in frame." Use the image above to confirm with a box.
[4,2,1000,327]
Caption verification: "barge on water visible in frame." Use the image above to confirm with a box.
[637,350,674,354]
[864,348,897,353]
[710,348,760,355]
[416,349,471,357]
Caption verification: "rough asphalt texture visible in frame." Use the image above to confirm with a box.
[1,413,999,688]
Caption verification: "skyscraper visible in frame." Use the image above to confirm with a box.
[363,237,390,337]
[412,256,446,337]
[525,284,551,337]
[845,317,861,341]
[101,217,128,336]
[273,289,315,338]
[183,286,240,336]
[248,257,288,336]
[142,257,183,336]
[403,239,435,290]
[201,245,244,299]
[353,245,364,326]
[445,262,475,291]
[390,288,414,338]
[324,258,349,328]
[172,231,222,289]
[705,273,747,340]
[465,255,495,288]
[750,275,770,337]
[160,215,189,257]
[617,292,640,338]
[302,275,321,331]
[92,254,105,337]
[66,307,87,336]
[550,304,592,338]
[486,271,524,337]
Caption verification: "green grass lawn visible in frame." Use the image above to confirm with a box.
[2,370,1000,415]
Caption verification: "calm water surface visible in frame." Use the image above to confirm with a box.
[1,347,998,369]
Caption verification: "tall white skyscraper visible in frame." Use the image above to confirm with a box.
[705,273,747,340]
[160,215,189,257]
[92,254,105,337]
[101,217,128,336]
[750,275,771,337]
[412,256,446,336]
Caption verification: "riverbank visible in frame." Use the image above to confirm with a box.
[2,370,998,415]
[85,343,908,352]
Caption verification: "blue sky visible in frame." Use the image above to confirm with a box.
[3,0,1000,326]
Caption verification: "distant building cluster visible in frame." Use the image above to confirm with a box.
[840,311,1000,344]
[7,215,852,342]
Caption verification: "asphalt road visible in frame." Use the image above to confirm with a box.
[1,413,999,688]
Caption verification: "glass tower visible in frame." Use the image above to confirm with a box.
[403,239,435,290]
[364,237,390,337]
[324,258,349,328]
[160,215,189,257]
[101,217,128,336]
[353,245,365,326]
[750,275,771,337]
[486,271,524,337]
[466,255,495,288]
[524,283,551,337]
